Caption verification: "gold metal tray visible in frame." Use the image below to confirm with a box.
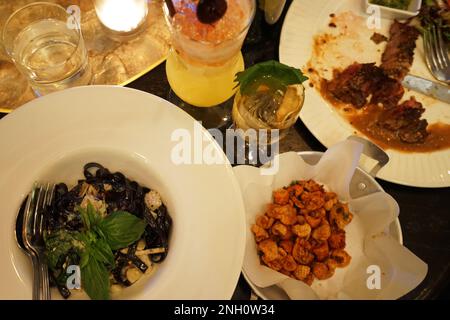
[0,0,170,113]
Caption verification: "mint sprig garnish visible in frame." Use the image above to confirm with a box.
[234,60,308,95]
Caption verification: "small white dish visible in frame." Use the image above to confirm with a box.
[234,143,428,300]
[364,0,422,20]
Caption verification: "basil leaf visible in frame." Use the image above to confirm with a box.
[45,230,82,270]
[234,60,308,95]
[91,238,115,267]
[78,202,101,230]
[97,211,146,250]
[87,202,99,227]
[77,232,94,268]
[81,255,110,300]
[80,250,90,269]
[78,206,90,230]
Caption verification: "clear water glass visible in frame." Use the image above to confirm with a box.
[2,2,91,96]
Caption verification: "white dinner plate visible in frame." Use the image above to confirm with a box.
[0,86,246,299]
[280,0,450,188]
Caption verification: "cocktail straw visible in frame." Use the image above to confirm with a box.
[165,0,176,17]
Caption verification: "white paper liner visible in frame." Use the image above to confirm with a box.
[233,140,428,300]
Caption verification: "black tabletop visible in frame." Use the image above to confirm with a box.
[125,1,450,300]
[1,0,448,300]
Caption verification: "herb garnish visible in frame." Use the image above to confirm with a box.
[419,0,450,42]
[234,60,308,95]
[45,202,146,300]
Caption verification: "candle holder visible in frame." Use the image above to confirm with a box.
[94,0,149,41]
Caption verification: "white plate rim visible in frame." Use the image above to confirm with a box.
[279,0,450,188]
[0,85,246,300]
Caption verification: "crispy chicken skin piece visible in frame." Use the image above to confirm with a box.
[288,184,304,197]
[271,222,293,240]
[267,204,298,225]
[297,215,306,225]
[251,224,269,242]
[262,255,283,271]
[326,258,338,271]
[312,241,330,262]
[313,207,327,219]
[279,206,298,225]
[256,214,275,230]
[258,239,279,262]
[292,223,312,238]
[279,240,294,254]
[312,221,332,241]
[267,204,297,225]
[278,247,288,259]
[331,249,352,268]
[282,255,298,272]
[305,192,326,211]
[292,238,314,265]
[266,204,280,219]
[304,180,323,192]
[273,188,290,205]
[328,228,346,249]
[324,192,338,210]
[330,203,353,230]
[292,197,305,209]
[253,180,353,285]
[312,262,335,280]
[293,265,311,281]
[302,272,314,286]
[305,214,322,229]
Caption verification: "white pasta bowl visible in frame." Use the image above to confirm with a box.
[0,86,246,300]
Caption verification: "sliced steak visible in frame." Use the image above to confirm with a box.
[326,63,379,108]
[370,75,404,109]
[381,20,419,81]
[375,97,428,144]
[326,63,403,109]
[370,32,388,44]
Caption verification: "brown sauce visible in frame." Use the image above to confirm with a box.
[318,80,450,153]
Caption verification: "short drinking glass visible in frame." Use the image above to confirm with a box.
[2,2,91,96]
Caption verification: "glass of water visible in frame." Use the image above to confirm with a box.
[2,2,91,96]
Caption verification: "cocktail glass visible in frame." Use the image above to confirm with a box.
[231,75,305,164]
[163,0,256,128]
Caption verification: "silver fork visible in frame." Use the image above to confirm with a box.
[23,183,55,300]
[424,24,450,84]
[35,183,55,300]
[22,185,42,300]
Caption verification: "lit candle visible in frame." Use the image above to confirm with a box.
[94,0,148,33]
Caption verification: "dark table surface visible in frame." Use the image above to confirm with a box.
[1,0,448,300]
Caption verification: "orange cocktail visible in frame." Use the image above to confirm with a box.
[164,0,256,107]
